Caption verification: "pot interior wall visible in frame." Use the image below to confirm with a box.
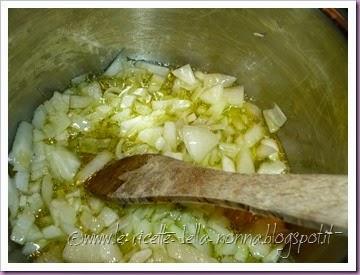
[8,8,348,262]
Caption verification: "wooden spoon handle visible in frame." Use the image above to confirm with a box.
[86,154,347,232]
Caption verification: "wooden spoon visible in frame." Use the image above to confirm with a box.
[85,154,348,233]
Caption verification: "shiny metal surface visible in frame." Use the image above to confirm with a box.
[8,9,347,262]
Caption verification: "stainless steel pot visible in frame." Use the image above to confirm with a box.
[8,8,347,263]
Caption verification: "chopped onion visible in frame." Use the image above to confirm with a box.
[182,126,219,163]
[98,207,119,227]
[88,196,104,214]
[80,211,104,233]
[135,61,169,77]
[63,242,123,263]
[137,127,163,147]
[45,145,81,182]
[11,209,35,245]
[14,171,29,193]
[104,51,127,77]
[223,86,244,106]
[32,105,47,129]
[222,156,236,172]
[9,121,33,171]
[22,242,41,255]
[70,95,94,109]
[42,225,63,239]
[8,177,19,219]
[41,175,53,206]
[27,193,44,212]
[166,243,217,263]
[80,82,102,100]
[163,122,177,151]
[172,64,197,86]
[203,73,236,88]
[129,248,152,263]
[256,138,279,160]
[236,148,255,174]
[50,199,77,226]
[120,95,136,109]
[257,160,287,174]
[263,104,287,133]
[76,151,113,184]
[244,124,265,147]
[200,84,223,105]
[163,151,183,160]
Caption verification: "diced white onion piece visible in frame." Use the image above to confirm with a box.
[63,242,123,263]
[256,138,279,160]
[194,71,206,80]
[42,225,63,239]
[104,51,127,77]
[219,143,240,158]
[26,225,44,242]
[236,148,255,174]
[248,243,271,259]
[81,82,102,99]
[76,151,113,184]
[60,223,79,236]
[163,151,183,160]
[8,177,19,219]
[208,99,227,119]
[148,74,165,92]
[244,102,262,118]
[50,199,77,226]
[115,140,124,159]
[111,109,131,124]
[257,160,287,174]
[70,95,94,109]
[137,127,163,147]
[167,243,217,263]
[234,244,249,262]
[98,207,119,227]
[47,92,70,114]
[14,171,29,193]
[88,196,104,214]
[44,113,71,138]
[71,115,90,132]
[120,95,136,109]
[129,248,153,263]
[155,136,166,151]
[263,247,282,263]
[19,195,27,208]
[244,124,265,147]
[163,122,177,151]
[200,84,223,105]
[45,145,81,182]
[32,105,47,129]
[222,156,236,172]
[172,64,197,86]
[203,73,236,88]
[263,104,287,133]
[41,175,53,206]
[223,86,244,106]
[80,211,103,233]
[120,110,165,135]
[9,121,33,171]
[135,61,169,77]
[22,242,41,255]
[27,193,43,212]
[10,210,35,244]
[182,126,219,163]
[134,102,152,115]
[29,181,41,194]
